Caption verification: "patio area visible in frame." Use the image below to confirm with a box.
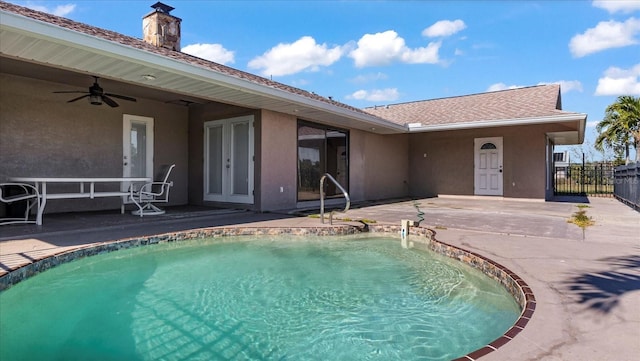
[0,196,638,360]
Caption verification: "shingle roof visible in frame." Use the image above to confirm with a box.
[364,84,581,126]
[0,1,371,117]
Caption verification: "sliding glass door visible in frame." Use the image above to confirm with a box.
[297,121,348,201]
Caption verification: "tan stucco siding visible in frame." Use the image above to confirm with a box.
[408,125,560,199]
[350,131,410,201]
[259,110,297,211]
[408,131,474,197]
[0,73,189,213]
[503,128,546,198]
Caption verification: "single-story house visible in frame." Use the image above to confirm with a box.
[0,1,587,217]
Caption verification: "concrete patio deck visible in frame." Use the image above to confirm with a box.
[0,196,638,360]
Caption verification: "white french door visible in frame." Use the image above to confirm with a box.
[123,114,154,182]
[204,115,254,204]
[474,137,503,196]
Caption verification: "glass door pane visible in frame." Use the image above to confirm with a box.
[231,122,249,196]
[297,123,349,201]
[123,115,153,186]
[297,125,326,201]
[207,125,223,195]
[326,130,348,196]
[130,122,147,178]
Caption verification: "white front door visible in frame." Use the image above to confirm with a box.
[474,137,503,196]
[204,115,254,204]
[123,114,154,184]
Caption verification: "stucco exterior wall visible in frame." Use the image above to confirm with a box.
[0,73,189,213]
[257,115,410,211]
[408,125,562,199]
[408,131,473,198]
[2,72,573,217]
[258,110,298,211]
[350,130,410,201]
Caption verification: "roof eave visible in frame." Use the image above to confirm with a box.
[407,113,587,137]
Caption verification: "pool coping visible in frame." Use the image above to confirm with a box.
[0,224,535,360]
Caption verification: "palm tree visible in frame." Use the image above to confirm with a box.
[595,96,640,164]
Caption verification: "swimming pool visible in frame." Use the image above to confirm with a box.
[0,234,521,360]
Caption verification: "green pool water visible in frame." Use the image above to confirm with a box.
[0,236,520,360]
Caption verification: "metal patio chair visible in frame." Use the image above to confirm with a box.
[0,183,40,225]
[130,164,175,216]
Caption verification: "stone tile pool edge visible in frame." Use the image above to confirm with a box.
[0,224,535,361]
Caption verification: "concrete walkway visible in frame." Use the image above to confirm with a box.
[344,196,640,361]
[0,196,638,360]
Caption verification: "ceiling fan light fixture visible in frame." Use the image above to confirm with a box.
[89,94,102,105]
[54,76,135,107]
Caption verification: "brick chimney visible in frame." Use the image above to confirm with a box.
[143,2,181,51]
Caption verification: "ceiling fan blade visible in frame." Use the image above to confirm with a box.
[53,90,87,94]
[67,94,90,103]
[105,93,136,102]
[101,95,119,107]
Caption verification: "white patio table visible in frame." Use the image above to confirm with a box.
[8,177,151,225]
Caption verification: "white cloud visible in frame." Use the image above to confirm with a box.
[349,72,389,84]
[539,80,584,93]
[26,2,76,17]
[487,81,583,93]
[486,83,524,92]
[349,30,441,67]
[595,64,640,95]
[593,0,640,14]
[181,43,235,65]
[347,88,400,102]
[558,80,584,93]
[247,36,344,77]
[422,19,467,38]
[401,41,442,64]
[569,18,640,57]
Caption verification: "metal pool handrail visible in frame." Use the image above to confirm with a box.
[320,173,350,225]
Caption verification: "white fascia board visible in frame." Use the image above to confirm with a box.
[577,113,587,143]
[1,10,405,133]
[406,113,587,133]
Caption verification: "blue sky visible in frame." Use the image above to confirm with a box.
[9,0,640,160]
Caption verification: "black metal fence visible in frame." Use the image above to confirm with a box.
[614,163,640,211]
[553,159,615,196]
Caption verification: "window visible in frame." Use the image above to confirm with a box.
[297,121,348,201]
[553,152,565,162]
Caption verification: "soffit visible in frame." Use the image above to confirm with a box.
[547,131,581,145]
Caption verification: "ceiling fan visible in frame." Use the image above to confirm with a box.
[53,76,136,107]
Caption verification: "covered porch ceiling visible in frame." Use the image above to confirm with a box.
[0,9,406,134]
